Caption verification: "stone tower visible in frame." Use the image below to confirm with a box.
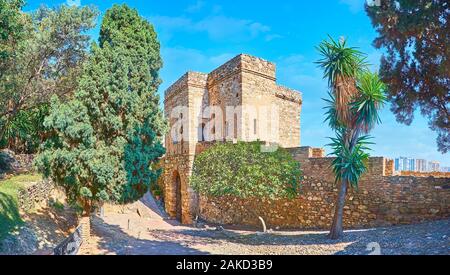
[162,54,302,224]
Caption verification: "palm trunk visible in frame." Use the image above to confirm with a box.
[329,178,348,239]
[329,128,360,239]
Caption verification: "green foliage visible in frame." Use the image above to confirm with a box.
[316,36,367,88]
[366,0,449,153]
[0,104,48,153]
[0,0,26,66]
[99,4,163,94]
[35,4,166,213]
[191,141,302,200]
[318,37,386,189]
[352,71,386,133]
[150,183,162,197]
[327,132,372,189]
[99,4,166,136]
[50,199,65,212]
[0,4,98,147]
[318,37,387,238]
[322,92,344,130]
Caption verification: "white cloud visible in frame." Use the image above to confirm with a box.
[149,13,276,43]
[149,1,280,43]
[194,15,270,41]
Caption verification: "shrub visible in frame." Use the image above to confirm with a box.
[150,183,162,198]
[191,141,302,200]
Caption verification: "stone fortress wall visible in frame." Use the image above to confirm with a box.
[162,54,302,224]
[161,53,450,228]
[199,147,450,229]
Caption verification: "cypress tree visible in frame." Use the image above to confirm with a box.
[35,4,166,218]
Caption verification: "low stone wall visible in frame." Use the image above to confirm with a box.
[400,171,450,178]
[0,150,35,178]
[198,156,450,230]
[18,180,54,211]
[13,154,35,172]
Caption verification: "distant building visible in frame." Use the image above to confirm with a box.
[394,157,415,171]
[415,159,427,172]
[394,157,445,173]
[428,161,440,172]
[409,158,416,171]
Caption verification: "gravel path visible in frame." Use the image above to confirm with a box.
[80,195,449,255]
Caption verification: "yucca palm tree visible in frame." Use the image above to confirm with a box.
[316,36,386,239]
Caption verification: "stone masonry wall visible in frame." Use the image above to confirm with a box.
[274,86,302,148]
[400,171,450,178]
[161,154,198,224]
[162,54,303,224]
[162,53,449,229]
[18,179,54,212]
[198,154,450,230]
[0,150,35,178]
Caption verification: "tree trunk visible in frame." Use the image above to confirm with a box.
[329,178,348,240]
[0,120,8,145]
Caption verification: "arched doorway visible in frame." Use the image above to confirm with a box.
[173,170,182,222]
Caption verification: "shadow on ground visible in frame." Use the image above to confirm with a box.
[0,192,23,242]
[0,200,77,254]
[142,220,450,255]
[88,215,209,255]
[85,194,450,255]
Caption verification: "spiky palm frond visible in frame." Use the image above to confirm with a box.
[323,92,345,130]
[316,36,367,125]
[352,71,387,133]
[0,104,48,152]
[316,36,367,86]
[327,132,373,189]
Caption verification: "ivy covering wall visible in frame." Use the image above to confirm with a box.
[191,141,302,200]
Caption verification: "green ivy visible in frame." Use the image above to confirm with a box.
[191,141,302,200]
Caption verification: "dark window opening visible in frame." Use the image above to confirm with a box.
[199,123,205,142]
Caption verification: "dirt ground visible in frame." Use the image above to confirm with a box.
[79,194,450,255]
[0,205,78,255]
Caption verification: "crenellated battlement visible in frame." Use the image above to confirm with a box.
[160,54,449,227]
[164,71,208,103]
[161,53,303,223]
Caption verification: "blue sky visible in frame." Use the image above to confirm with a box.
[25,0,449,166]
